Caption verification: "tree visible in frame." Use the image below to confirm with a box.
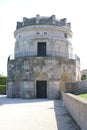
[81,74,87,80]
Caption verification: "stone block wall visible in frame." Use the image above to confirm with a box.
[47,81,60,99]
[7,57,80,99]
[14,24,72,59]
[7,15,80,99]
[63,93,87,130]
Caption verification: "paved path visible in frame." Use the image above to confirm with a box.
[0,95,80,130]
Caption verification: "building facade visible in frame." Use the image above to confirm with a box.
[7,15,80,99]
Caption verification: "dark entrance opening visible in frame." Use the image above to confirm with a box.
[37,42,46,56]
[36,81,47,98]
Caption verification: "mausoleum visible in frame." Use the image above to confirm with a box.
[7,15,80,99]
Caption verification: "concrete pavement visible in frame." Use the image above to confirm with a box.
[0,95,80,130]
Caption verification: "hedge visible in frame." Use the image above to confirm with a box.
[0,76,7,85]
[0,85,6,94]
[0,76,7,94]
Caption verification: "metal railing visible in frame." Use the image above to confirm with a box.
[8,51,80,62]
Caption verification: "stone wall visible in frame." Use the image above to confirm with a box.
[16,15,71,29]
[8,57,79,82]
[7,57,80,99]
[63,93,87,130]
[7,80,60,99]
[7,81,35,98]
[60,81,78,93]
[60,79,87,95]
[14,24,72,59]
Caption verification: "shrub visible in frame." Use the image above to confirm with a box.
[0,76,7,94]
[81,74,87,80]
[0,76,7,85]
[0,85,6,94]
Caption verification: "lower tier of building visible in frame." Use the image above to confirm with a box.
[7,57,80,99]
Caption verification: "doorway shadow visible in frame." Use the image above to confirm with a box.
[53,100,80,130]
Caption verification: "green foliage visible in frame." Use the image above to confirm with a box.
[0,76,7,94]
[81,74,87,80]
[0,85,6,94]
[0,76,7,85]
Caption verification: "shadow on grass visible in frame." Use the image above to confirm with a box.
[53,100,80,130]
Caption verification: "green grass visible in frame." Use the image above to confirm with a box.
[78,93,87,99]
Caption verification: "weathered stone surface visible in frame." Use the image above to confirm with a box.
[63,93,87,130]
[8,57,79,82]
[16,15,71,29]
[14,19,72,59]
[7,57,80,99]
[7,15,80,99]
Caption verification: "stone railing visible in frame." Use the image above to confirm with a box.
[62,93,87,130]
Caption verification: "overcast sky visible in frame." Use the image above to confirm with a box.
[0,0,87,76]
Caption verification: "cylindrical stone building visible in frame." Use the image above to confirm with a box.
[7,15,80,99]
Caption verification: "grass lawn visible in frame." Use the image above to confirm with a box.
[78,93,87,99]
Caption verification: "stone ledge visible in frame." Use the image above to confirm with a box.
[63,93,87,130]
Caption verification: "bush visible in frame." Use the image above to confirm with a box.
[0,85,6,94]
[0,76,7,94]
[0,76,7,85]
[81,74,87,80]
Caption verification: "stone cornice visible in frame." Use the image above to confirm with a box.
[14,25,72,38]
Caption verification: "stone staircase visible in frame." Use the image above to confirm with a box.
[73,80,87,94]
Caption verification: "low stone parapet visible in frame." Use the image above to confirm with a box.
[62,93,87,130]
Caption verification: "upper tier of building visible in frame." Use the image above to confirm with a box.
[16,15,71,30]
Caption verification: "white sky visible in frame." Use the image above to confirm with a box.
[0,0,87,76]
